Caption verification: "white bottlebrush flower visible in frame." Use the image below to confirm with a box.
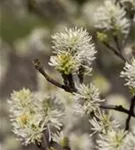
[39,96,64,131]
[90,110,120,135]
[51,27,94,55]
[120,57,135,90]
[9,88,39,117]
[12,111,45,145]
[49,51,80,75]
[50,27,96,75]
[69,133,92,150]
[9,89,63,145]
[94,0,130,35]
[97,129,127,150]
[9,89,45,145]
[74,83,104,114]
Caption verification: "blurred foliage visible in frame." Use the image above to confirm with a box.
[0,11,47,44]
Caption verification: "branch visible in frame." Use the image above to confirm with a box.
[67,74,76,91]
[103,42,126,62]
[78,66,85,84]
[33,59,75,93]
[100,104,135,118]
[113,35,121,52]
[61,73,69,86]
[61,74,77,92]
[125,96,135,130]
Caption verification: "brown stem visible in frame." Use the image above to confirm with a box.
[100,104,135,118]
[67,74,76,92]
[103,42,126,62]
[61,74,76,92]
[125,96,135,130]
[78,66,85,84]
[113,35,121,52]
[61,73,68,86]
[33,59,74,93]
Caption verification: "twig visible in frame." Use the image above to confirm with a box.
[100,104,135,118]
[61,74,69,86]
[113,35,121,52]
[78,66,85,84]
[125,96,135,130]
[33,59,75,93]
[61,74,77,92]
[67,74,76,91]
[103,42,126,62]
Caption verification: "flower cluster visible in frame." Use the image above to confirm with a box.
[120,57,135,91]
[8,25,135,150]
[74,83,104,114]
[49,51,79,75]
[97,129,126,150]
[90,110,120,135]
[8,89,63,145]
[94,0,130,35]
[96,129,135,150]
[49,27,96,75]
[89,106,135,150]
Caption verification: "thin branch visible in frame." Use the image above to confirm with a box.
[33,59,75,93]
[113,35,121,52]
[103,42,126,62]
[61,74,77,92]
[100,104,135,118]
[67,74,76,91]
[125,96,135,130]
[61,73,69,86]
[78,66,85,84]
